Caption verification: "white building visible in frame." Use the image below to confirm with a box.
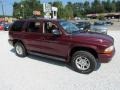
[43,3,58,19]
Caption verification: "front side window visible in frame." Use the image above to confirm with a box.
[44,22,58,34]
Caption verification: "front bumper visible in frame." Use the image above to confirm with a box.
[98,48,115,63]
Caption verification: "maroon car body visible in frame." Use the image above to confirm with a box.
[8,18,115,74]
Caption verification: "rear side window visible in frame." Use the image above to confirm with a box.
[11,21,25,31]
[26,21,41,32]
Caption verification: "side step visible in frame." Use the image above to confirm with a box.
[29,51,66,62]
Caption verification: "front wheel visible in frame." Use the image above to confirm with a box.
[71,51,100,74]
[15,42,27,57]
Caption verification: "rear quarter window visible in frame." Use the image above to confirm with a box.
[11,21,25,32]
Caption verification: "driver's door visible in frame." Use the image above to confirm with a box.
[41,21,70,58]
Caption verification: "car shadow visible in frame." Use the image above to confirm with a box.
[10,48,15,53]
[28,54,66,67]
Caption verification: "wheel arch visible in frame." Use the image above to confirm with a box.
[13,39,25,47]
[68,46,98,62]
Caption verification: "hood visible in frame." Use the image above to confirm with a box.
[91,25,108,30]
[71,32,114,46]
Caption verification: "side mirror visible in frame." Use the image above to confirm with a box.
[52,29,61,36]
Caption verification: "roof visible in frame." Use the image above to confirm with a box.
[17,17,64,22]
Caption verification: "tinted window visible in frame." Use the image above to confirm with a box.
[11,21,24,31]
[27,21,41,32]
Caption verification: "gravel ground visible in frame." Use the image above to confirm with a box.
[0,29,120,90]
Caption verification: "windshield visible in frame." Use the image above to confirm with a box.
[59,21,79,34]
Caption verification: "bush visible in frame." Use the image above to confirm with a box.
[98,15,105,20]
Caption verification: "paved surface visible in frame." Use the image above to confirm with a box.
[0,29,120,90]
[108,21,120,31]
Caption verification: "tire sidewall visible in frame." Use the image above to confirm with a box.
[15,42,26,57]
[72,51,98,74]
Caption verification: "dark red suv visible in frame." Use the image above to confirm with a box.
[8,18,115,74]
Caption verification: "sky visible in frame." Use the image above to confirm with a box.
[0,0,94,16]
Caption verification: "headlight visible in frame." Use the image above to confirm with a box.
[104,45,114,53]
[80,28,84,30]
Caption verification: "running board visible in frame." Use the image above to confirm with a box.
[29,51,66,62]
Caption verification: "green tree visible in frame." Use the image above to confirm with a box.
[13,0,43,19]
[102,0,112,13]
[73,2,84,17]
[52,1,65,18]
[83,1,91,14]
[111,0,116,12]
[91,0,104,13]
[13,0,119,19]
[13,2,24,19]
[64,2,73,19]
[116,1,120,12]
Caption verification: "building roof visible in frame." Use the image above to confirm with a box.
[87,12,120,17]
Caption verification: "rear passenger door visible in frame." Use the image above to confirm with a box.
[22,20,44,52]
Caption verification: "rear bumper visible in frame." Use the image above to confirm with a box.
[98,49,115,63]
[8,39,14,46]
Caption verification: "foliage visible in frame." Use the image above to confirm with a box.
[64,2,73,19]
[91,0,104,13]
[52,1,65,18]
[13,0,120,19]
[13,0,43,19]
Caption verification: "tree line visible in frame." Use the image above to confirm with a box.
[13,0,120,19]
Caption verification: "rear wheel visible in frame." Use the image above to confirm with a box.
[71,51,99,74]
[15,42,27,57]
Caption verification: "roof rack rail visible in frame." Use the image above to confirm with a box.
[28,16,43,20]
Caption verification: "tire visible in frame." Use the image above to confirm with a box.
[15,42,27,57]
[71,51,99,74]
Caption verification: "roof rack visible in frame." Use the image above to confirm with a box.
[27,16,62,22]
[28,16,43,20]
